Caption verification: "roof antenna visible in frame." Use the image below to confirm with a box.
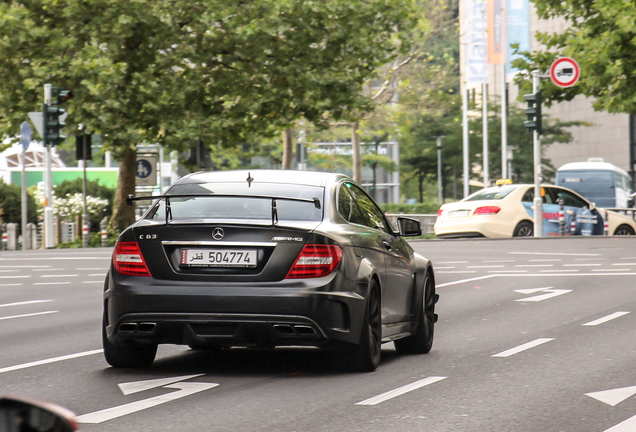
[246,172,254,188]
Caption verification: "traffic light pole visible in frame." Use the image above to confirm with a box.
[532,71,543,237]
[43,84,55,248]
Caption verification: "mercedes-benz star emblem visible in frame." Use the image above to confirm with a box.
[212,227,225,240]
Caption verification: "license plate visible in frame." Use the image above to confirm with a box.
[449,210,470,218]
[181,249,258,267]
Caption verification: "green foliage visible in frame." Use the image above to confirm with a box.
[511,0,636,113]
[0,180,38,225]
[55,231,117,249]
[53,178,114,230]
[381,202,440,214]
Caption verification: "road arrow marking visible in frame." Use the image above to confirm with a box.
[118,374,203,395]
[515,289,571,302]
[603,414,636,431]
[514,287,554,295]
[356,376,447,406]
[585,385,636,407]
[77,376,218,424]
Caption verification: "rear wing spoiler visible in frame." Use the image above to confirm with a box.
[126,193,321,226]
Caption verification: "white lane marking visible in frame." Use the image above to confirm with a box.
[539,270,579,273]
[509,252,600,256]
[575,258,607,261]
[78,268,108,270]
[587,385,636,407]
[492,338,554,358]
[613,263,636,266]
[467,265,504,269]
[435,275,497,288]
[515,264,553,268]
[501,273,636,277]
[437,271,476,274]
[33,282,70,286]
[119,375,204,395]
[563,263,601,267]
[82,281,103,284]
[529,259,562,262]
[603,414,636,431]
[0,284,23,287]
[434,267,456,270]
[32,268,65,272]
[0,276,30,279]
[488,270,527,273]
[355,377,447,406]
[0,311,58,321]
[515,289,571,302]
[76,382,219,424]
[583,312,629,326]
[89,273,106,277]
[0,270,19,273]
[39,274,79,278]
[592,268,630,272]
[0,300,53,308]
[0,265,50,268]
[0,349,103,374]
[483,260,515,263]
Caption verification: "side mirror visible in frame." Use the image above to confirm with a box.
[589,202,596,211]
[397,217,422,237]
[0,395,78,432]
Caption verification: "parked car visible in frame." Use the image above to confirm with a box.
[434,183,636,238]
[103,170,437,372]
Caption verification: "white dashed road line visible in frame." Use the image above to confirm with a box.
[492,338,554,358]
[356,377,447,406]
[583,312,629,326]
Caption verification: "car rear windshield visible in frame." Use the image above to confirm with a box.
[462,185,518,201]
[145,183,324,222]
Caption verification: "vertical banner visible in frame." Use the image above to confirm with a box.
[505,0,530,81]
[464,0,488,84]
[487,0,504,64]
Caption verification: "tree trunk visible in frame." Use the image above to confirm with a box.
[109,146,137,233]
[281,128,294,169]
[351,122,362,184]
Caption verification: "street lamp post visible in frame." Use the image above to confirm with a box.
[436,136,444,204]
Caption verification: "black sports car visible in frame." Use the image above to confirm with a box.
[103,170,438,371]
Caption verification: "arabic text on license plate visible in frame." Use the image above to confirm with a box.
[449,210,469,218]
[181,249,257,267]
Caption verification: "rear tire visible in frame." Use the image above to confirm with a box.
[102,315,157,368]
[394,272,435,354]
[613,224,635,235]
[346,279,382,372]
[513,221,533,237]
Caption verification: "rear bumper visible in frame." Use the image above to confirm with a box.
[104,272,366,349]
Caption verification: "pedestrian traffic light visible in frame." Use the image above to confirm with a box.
[524,91,542,135]
[43,88,73,146]
[76,132,92,160]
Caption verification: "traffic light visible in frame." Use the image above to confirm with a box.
[75,132,92,160]
[43,88,73,146]
[524,90,542,135]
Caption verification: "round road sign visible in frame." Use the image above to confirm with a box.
[20,121,32,151]
[550,57,580,88]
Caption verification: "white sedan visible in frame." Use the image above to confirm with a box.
[434,183,636,238]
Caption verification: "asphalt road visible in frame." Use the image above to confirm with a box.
[1,238,636,432]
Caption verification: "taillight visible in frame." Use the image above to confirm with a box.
[474,206,501,215]
[437,209,444,217]
[113,242,152,277]
[285,244,343,279]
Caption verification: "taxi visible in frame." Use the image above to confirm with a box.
[434,180,636,238]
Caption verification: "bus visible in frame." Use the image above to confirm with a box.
[555,158,633,208]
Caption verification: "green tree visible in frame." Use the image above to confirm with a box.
[511,0,636,112]
[0,180,37,225]
[0,0,418,232]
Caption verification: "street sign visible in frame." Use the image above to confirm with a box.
[28,111,67,139]
[550,57,580,88]
[136,154,158,186]
[20,122,32,151]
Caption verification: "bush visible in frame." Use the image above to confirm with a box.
[380,202,441,215]
[0,180,38,224]
[53,178,114,231]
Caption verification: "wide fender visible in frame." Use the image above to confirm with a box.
[354,257,378,298]
[412,252,435,318]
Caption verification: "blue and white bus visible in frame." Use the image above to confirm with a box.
[555,159,633,208]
